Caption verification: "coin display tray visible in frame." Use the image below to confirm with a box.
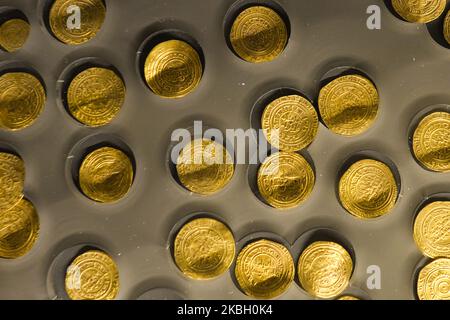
[0,0,449,300]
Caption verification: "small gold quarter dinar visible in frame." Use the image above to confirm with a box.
[79,147,134,203]
[338,295,360,300]
[176,139,234,195]
[298,241,353,299]
[67,67,125,127]
[65,250,119,300]
[392,0,446,23]
[174,217,235,280]
[0,199,39,259]
[49,0,106,45]
[235,239,294,299]
[262,95,319,152]
[339,159,398,219]
[0,18,30,52]
[230,6,288,63]
[0,152,25,212]
[0,72,46,131]
[414,201,450,259]
[257,152,315,209]
[318,74,379,136]
[417,258,450,300]
[412,111,450,173]
[444,10,450,44]
[144,39,202,98]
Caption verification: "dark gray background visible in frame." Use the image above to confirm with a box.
[0,0,449,300]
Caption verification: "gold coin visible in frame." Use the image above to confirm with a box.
[444,10,450,44]
[0,199,39,259]
[392,0,446,23]
[0,72,46,131]
[235,239,294,299]
[414,201,450,259]
[65,250,119,300]
[174,217,235,280]
[298,241,353,299]
[339,159,398,219]
[230,6,288,63]
[49,0,106,45]
[144,39,202,98]
[0,152,25,212]
[257,152,315,209]
[318,75,379,136]
[79,147,134,203]
[417,258,450,300]
[67,67,125,127]
[412,112,450,173]
[0,18,30,52]
[176,139,234,195]
[262,95,319,152]
[338,295,360,300]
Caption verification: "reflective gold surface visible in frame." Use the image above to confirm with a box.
[339,159,398,219]
[230,6,288,63]
[174,217,235,280]
[79,147,134,203]
[417,258,450,300]
[338,295,360,300]
[257,152,315,209]
[318,75,379,136]
[0,152,24,212]
[235,239,294,299]
[49,0,106,45]
[65,250,119,300]
[392,0,446,23]
[67,67,125,126]
[262,95,319,152]
[444,10,450,44]
[0,18,30,52]
[298,241,353,299]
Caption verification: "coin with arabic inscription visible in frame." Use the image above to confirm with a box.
[412,112,450,173]
[0,18,30,52]
[49,0,106,45]
[176,139,234,195]
[0,199,39,259]
[174,217,235,280]
[230,6,288,63]
[444,10,450,44]
[235,239,294,299]
[79,147,134,203]
[339,159,398,219]
[414,201,450,259]
[144,39,202,98]
[67,67,125,127]
[318,75,379,136]
[0,72,46,131]
[262,95,319,152]
[417,258,450,300]
[298,241,353,299]
[0,152,25,212]
[257,152,315,209]
[338,295,360,300]
[392,0,446,23]
[65,250,119,300]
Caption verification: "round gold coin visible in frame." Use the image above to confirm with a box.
[339,159,398,219]
[230,6,288,63]
[174,217,235,280]
[144,39,202,98]
[0,199,39,259]
[0,18,30,52]
[0,72,46,131]
[318,75,379,136]
[417,258,450,300]
[257,152,315,209]
[262,95,319,152]
[65,250,119,300]
[49,0,106,45]
[414,201,450,259]
[412,112,450,173]
[298,241,353,299]
[338,295,360,300]
[79,147,134,203]
[0,152,25,212]
[67,67,125,127]
[176,139,234,195]
[235,239,294,299]
[392,0,446,23]
[444,10,450,44]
